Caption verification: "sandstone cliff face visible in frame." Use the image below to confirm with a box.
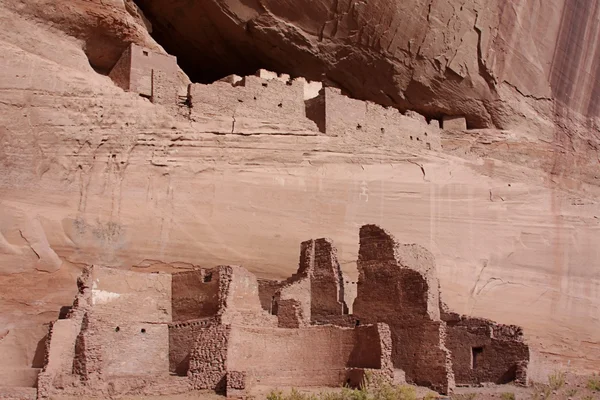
[135,0,600,126]
[0,0,599,389]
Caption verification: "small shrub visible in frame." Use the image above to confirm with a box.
[582,395,594,400]
[588,378,600,391]
[565,388,577,397]
[422,393,438,400]
[464,394,477,400]
[548,370,565,390]
[267,390,285,400]
[500,393,515,400]
[531,384,552,400]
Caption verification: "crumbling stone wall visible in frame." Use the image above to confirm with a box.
[168,318,218,376]
[172,269,220,322]
[271,238,348,327]
[188,323,231,391]
[353,225,454,394]
[306,87,441,150]
[442,310,530,385]
[88,267,172,323]
[257,278,283,314]
[225,324,391,388]
[74,313,169,378]
[218,265,277,326]
[188,71,309,123]
[308,238,348,321]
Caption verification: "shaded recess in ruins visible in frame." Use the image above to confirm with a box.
[109,0,487,128]
[38,225,529,399]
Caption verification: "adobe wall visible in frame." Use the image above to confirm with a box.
[188,73,306,122]
[308,87,441,151]
[129,44,177,97]
[152,69,179,108]
[353,225,454,394]
[219,265,277,327]
[74,313,169,378]
[108,45,131,92]
[442,312,529,385]
[172,269,220,322]
[225,324,390,388]
[37,319,81,399]
[88,266,172,323]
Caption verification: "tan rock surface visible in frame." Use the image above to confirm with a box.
[0,0,599,390]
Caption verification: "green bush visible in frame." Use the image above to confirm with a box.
[265,376,418,400]
[500,393,515,400]
[587,378,600,392]
[531,384,551,400]
[548,371,565,390]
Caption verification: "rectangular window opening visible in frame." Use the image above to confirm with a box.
[472,346,484,369]
[143,50,149,56]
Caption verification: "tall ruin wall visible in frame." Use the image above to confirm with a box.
[308,238,348,321]
[353,225,454,393]
[172,269,220,322]
[88,267,172,323]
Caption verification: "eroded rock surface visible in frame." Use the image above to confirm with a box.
[134,0,600,129]
[0,0,599,392]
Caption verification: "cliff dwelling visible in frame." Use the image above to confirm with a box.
[38,225,529,399]
[107,43,461,142]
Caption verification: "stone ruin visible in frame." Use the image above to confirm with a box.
[108,43,451,148]
[37,225,528,399]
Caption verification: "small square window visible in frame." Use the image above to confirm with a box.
[203,273,212,283]
[143,50,149,56]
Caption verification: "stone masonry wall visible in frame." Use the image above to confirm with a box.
[172,269,220,322]
[309,238,348,321]
[353,225,454,394]
[442,311,530,385]
[188,323,231,391]
[168,318,217,376]
[152,69,179,110]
